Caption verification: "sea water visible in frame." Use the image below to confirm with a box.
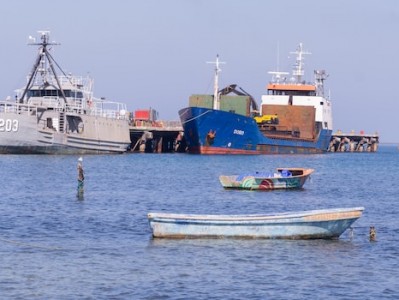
[0,146,398,299]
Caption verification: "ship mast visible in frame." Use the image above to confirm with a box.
[207,54,225,110]
[314,69,328,97]
[268,43,289,83]
[19,31,67,105]
[290,43,311,83]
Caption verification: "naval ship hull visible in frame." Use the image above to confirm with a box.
[0,103,130,154]
[179,107,332,155]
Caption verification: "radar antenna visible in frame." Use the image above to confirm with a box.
[268,71,289,83]
[290,43,311,83]
[19,31,67,105]
[314,70,329,97]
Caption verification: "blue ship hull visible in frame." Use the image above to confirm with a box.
[179,107,332,154]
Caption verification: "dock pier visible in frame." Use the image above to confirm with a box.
[129,121,379,154]
[129,121,186,153]
[328,130,379,152]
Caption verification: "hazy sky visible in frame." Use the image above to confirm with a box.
[1,0,398,142]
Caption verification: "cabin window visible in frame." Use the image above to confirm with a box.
[27,90,41,97]
[27,89,83,98]
[44,90,58,97]
[66,90,82,98]
[320,101,324,105]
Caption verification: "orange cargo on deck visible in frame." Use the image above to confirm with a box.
[134,110,151,120]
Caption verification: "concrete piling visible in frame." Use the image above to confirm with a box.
[328,131,379,152]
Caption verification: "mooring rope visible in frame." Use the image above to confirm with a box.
[179,109,211,125]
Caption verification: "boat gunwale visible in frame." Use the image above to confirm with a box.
[147,207,365,222]
[220,168,314,180]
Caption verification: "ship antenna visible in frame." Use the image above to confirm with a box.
[207,54,225,110]
[314,69,329,97]
[268,43,289,83]
[290,43,311,83]
[19,31,67,105]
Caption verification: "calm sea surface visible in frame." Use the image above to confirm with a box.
[1,146,399,299]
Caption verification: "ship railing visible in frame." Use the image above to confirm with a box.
[31,75,92,91]
[59,98,128,120]
[58,75,86,86]
[0,98,128,121]
[130,119,183,130]
[0,101,38,115]
[88,107,129,120]
[87,99,129,120]
[41,96,63,108]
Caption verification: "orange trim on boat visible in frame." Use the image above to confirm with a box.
[267,83,316,91]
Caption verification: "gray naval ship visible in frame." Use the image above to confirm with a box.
[0,31,131,154]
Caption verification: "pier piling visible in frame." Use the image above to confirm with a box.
[129,121,185,153]
[328,131,379,152]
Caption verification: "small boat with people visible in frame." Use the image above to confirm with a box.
[147,207,364,239]
[0,31,131,154]
[219,168,314,190]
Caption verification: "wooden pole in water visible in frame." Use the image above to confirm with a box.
[77,157,84,197]
[369,226,376,241]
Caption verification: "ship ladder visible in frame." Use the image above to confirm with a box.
[59,112,65,133]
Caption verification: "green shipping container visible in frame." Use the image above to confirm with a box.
[189,95,251,117]
[189,95,214,108]
[220,95,250,117]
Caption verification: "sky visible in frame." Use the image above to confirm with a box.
[1,0,398,143]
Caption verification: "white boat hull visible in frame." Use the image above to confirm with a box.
[148,207,364,239]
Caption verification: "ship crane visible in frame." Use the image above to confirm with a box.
[218,84,259,112]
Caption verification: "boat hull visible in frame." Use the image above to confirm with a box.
[147,207,364,239]
[179,107,332,154]
[219,168,314,190]
[0,105,130,154]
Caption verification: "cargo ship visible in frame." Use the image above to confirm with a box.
[178,43,333,154]
[0,31,131,154]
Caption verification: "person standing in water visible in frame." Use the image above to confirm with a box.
[77,157,84,196]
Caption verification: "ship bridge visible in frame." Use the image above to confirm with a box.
[266,83,316,96]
